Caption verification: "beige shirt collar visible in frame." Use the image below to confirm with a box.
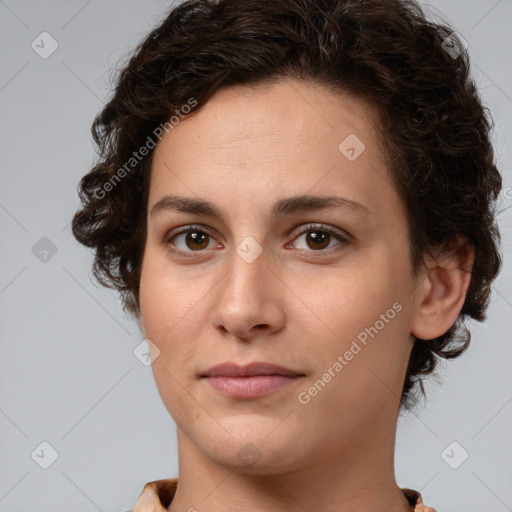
[131,477,438,511]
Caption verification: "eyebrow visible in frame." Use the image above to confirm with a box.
[150,194,371,220]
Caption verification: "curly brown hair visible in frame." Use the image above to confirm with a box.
[72,0,502,411]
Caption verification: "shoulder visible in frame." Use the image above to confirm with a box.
[401,487,438,512]
[131,478,179,512]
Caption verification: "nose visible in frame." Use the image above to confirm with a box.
[211,243,286,340]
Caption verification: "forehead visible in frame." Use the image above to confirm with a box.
[148,78,397,220]
[159,78,381,159]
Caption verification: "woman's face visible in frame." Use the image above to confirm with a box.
[139,78,420,472]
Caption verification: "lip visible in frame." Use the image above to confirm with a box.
[201,362,305,399]
[201,362,304,378]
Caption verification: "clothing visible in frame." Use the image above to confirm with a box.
[131,477,438,511]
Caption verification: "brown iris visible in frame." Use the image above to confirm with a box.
[305,230,331,250]
[185,231,210,250]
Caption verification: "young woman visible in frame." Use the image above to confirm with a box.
[72,0,502,510]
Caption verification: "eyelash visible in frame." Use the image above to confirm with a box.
[163,223,351,259]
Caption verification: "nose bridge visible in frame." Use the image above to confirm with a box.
[225,235,268,299]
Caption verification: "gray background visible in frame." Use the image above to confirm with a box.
[0,1,511,511]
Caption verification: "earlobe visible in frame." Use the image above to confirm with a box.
[410,237,475,340]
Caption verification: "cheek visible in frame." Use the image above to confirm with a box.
[296,260,412,404]
[139,250,203,344]
[139,256,203,424]
[299,263,405,343]
[139,250,216,392]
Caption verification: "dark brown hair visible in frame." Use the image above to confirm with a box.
[72,0,502,410]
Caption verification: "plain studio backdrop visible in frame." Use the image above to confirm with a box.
[0,1,511,511]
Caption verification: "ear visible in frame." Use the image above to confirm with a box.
[411,236,475,340]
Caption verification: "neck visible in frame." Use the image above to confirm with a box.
[168,407,413,512]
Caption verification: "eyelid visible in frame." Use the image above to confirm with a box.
[165,223,216,240]
[289,222,351,243]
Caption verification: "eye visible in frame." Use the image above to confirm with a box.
[164,225,220,255]
[287,223,350,254]
[164,223,351,258]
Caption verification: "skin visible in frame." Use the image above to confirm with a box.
[138,78,474,512]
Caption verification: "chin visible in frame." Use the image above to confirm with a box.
[196,421,307,474]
